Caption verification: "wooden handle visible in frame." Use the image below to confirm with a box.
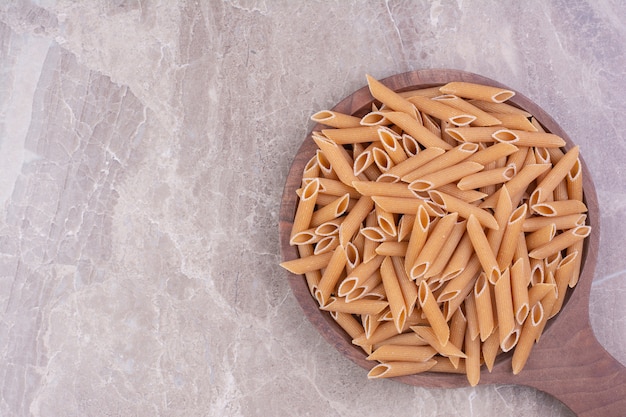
[526,327,626,416]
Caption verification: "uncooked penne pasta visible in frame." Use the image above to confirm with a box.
[466,215,501,284]
[408,161,484,192]
[418,281,450,345]
[528,225,591,259]
[433,94,502,126]
[440,81,515,103]
[512,302,544,374]
[410,213,459,280]
[311,110,362,128]
[531,199,587,217]
[367,359,437,379]
[473,273,495,342]
[282,74,593,384]
[429,190,499,230]
[408,94,476,126]
[384,111,453,150]
[402,143,479,183]
[457,165,515,190]
[366,74,419,119]
[380,256,408,333]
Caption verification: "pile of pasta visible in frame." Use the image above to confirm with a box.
[280,75,590,386]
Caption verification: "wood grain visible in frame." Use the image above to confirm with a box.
[278,69,625,416]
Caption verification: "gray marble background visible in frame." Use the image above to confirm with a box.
[1,1,625,416]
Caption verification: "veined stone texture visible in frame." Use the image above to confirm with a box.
[0,1,625,416]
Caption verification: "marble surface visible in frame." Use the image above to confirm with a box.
[1,1,625,416]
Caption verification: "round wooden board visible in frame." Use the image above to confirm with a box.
[279,69,625,416]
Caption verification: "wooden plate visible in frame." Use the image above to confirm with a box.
[279,69,625,416]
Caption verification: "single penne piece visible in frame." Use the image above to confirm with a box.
[366,74,419,119]
[401,133,421,157]
[521,213,586,232]
[493,268,516,349]
[407,94,477,126]
[302,154,320,179]
[531,199,587,217]
[464,325,482,386]
[487,113,537,131]
[457,165,515,190]
[337,254,384,297]
[376,205,397,237]
[367,359,437,379]
[439,81,515,103]
[448,307,467,369]
[482,327,501,372]
[381,257,408,333]
[321,296,388,315]
[553,179,569,201]
[384,111,453,150]
[510,258,530,324]
[313,235,339,255]
[514,231,532,286]
[339,195,374,246]
[567,240,584,287]
[314,246,347,306]
[512,302,544,374]
[360,110,393,126]
[424,219,467,279]
[550,251,579,318]
[529,146,580,206]
[399,86,443,98]
[316,178,360,198]
[313,134,366,186]
[352,181,414,198]
[320,126,381,145]
[378,126,408,164]
[429,190,499,230]
[410,213,459,280]
[367,344,438,362]
[372,147,394,172]
[567,158,583,201]
[315,147,337,179]
[377,147,446,182]
[375,241,409,257]
[402,143,479,182]
[353,148,375,177]
[528,225,591,259]
[408,161,484,193]
[527,283,557,308]
[430,358,467,374]
[280,250,333,275]
[344,241,360,272]
[311,110,362,128]
[525,224,556,252]
[290,178,320,243]
[390,257,418,317]
[297,244,322,295]
[492,129,566,148]
[290,228,323,245]
[433,94,502,126]
[466,214,501,284]
[473,273,495,342]
[445,126,502,143]
[496,204,528,271]
[464,142,518,166]
[464,291,480,342]
[529,258,545,286]
[404,204,431,276]
[468,99,532,117]
[418,281,450,345]
[310,193,350,227]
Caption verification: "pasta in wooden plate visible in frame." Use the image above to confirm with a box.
[280,73,593,387]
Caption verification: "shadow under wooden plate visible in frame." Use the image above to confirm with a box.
[279,69,625,417]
